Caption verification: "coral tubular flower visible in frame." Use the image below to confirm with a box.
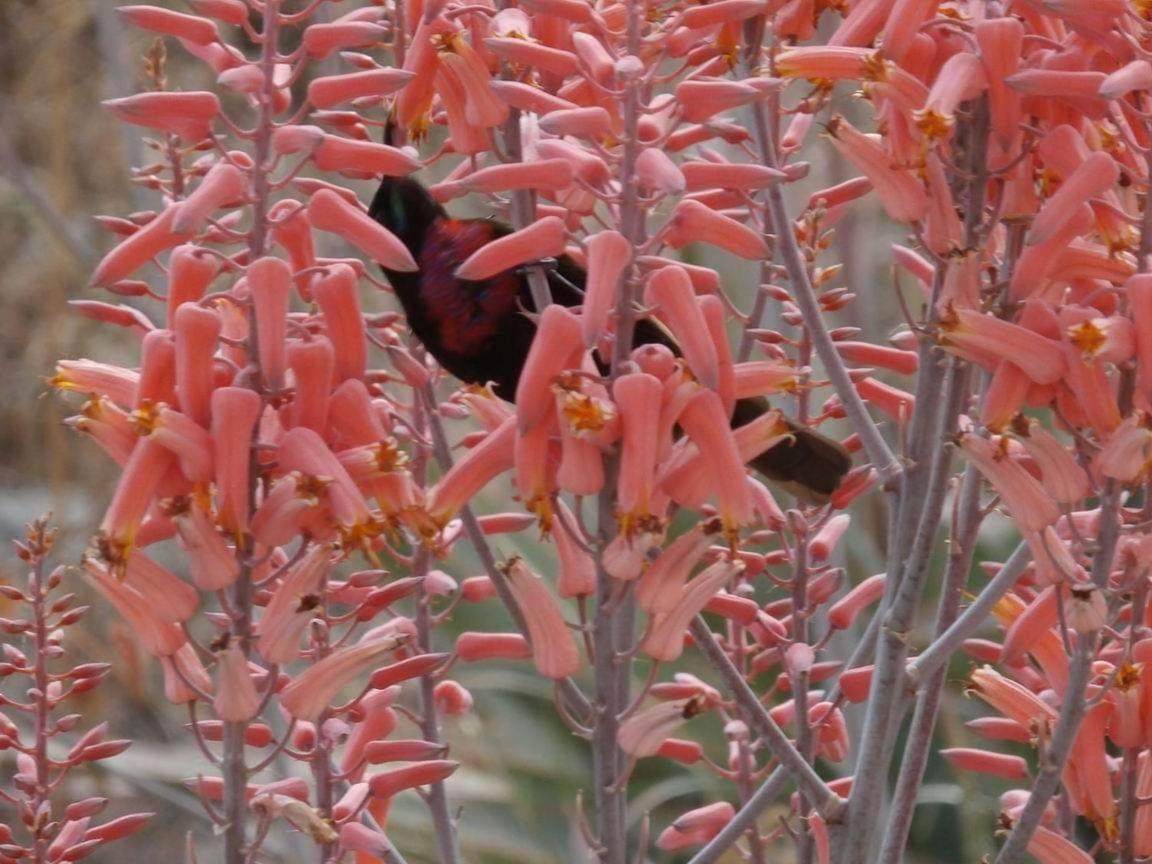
[636,148,687,196]
[277,427,374,530]
[775,46,873,80]
[454,216,568,281]
[437,39,509,129]
[657,801,736,851]
[662,199,768,260]
[367,760,459,800]
[582,230,631,348]
[307,189,417,272]
[675,79,761,123]
[1028,151,1119,246]
[915,53,987,139]
[167,245,217,327]
[618,697,707,757]
[172,160,247,234]
[256,542,334,664]
[636,520,719,612]
[53,359,140,407]
[551,505,596,600]
[515,305,584,432]
[1013,418,1089,503]
[501,557,581,679]
[680,160,785,192]
[306,69,416,108]
[1100,60,1152,100]
[213,645,260,722]
[959,434,1060,533]
[169,499,241,591]
[613,373,664,535]
[455,632,532,662]
[1006,69,1107,101]
[937,306,1065,385]
[313,264,367,382]
[642,560,743,661]
[248,257,290,391]
[459,160,576,195]
[644,266,719,389]
[102,91,220,142]
[97,437,177,569]
[515,418,557,530]
[539,107,614,139]
[677,390,752,530]
[967,665,1058,730]
[1093,412,1152,483]
[118,5,219,44]
[1024,825,1094,864]
[425,416,516,529]
[489,79,579,114]
[301,21,387,61]
[827,573,885,630]
[90,207,193,288]
[312,136,422,178]
[825,116,927,223]
[941,748,1028,781]
[280,633,409,722]
[81,558,185,657]
[173,302,221,428]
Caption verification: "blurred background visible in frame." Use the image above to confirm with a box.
[0,2,1026,861]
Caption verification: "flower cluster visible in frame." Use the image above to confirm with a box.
[0,519,152,864]
[46,0,1152,862]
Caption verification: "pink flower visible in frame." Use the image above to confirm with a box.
[501,557,581,679]
[455,632,532,663]
[662,199,768,260]
[676,390,752,531]
[97,437,177,569]
[425,416,516,530]
[211,387,262,537]
[213,645,261,722]
[1029,151,1119,246]
[824,115,928,223]
[636,520,719,612]
[938,306,1065,385]
[618,697,708,757]
[81,558,186,657]
[644,267,719,390]
[90,207,194,288]
[118,5,219,44]
[102,91,221,142]
[959,434,1060,534]
[280,632,409,722]
[641,559,743,662]
[312,135,422,178]
[257,543,334,664]
[613,373,664,539]
[171,159,248,234]
[173,302,221,428]
[674,79,762,123]
[515,305,585,432]
[657,801,735,851]
[454,216,568,281]
[942,748,1028,781]
[306,68,416,108]
[307,189,417,272]
[367,760,459,799]
[286,338,335,432]
[1093,411,1152,482]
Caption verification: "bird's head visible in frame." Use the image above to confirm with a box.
[368,176,446,260]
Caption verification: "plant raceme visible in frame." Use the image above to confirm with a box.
[39,0,1152,862]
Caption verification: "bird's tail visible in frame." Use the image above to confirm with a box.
[733,397,852,504]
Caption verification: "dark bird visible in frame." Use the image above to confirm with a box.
[368,175,851,502]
